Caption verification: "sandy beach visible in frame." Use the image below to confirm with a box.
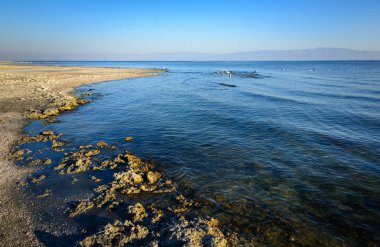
[0,62,159,246]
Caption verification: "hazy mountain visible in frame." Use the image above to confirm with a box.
[210,48,380,61]
[123,48,380,61]
[5,48,380,61]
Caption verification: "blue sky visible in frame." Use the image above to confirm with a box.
[1,0,380,59]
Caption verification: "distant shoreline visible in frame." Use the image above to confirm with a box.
[9,59,380,63]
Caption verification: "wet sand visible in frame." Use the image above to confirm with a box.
[0,62,160,246]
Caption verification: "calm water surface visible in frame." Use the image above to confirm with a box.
[26,61,380,246]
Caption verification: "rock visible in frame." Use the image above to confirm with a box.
[77,99,89,105]
[43,107,59,117]
[31,175,46,184]
[27,110,43,119]
[127,203,148,222]
[14,150,24,157]
[37,189,52,198]
[28,159,42,166]
[165,217,228,247]
[115,171,143,185]
[90,175,101,183]
[79,220,149,247]
[96,141,108,148]
[52,140,65,148]
[114,154,126,164]
[124,137,134,142]
[43,159,52,165]
[85,150,100,157]
[47,117,57,123]
[67,158,92,174]
[41,130,54,136]
[146,171,161,184]
[69,201,95,217]
[79,145,93,149]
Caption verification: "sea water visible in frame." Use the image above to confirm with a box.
[24,61,380,245]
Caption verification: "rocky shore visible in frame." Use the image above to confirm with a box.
[0,62,161,246]
[0,62,247,246]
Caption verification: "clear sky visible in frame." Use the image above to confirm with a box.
[1,0,380,60]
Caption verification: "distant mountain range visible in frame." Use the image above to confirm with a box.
[4,48,380,61]
[121,48,380,61]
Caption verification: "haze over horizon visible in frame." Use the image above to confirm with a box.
[1,0,380,60]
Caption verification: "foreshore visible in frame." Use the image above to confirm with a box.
[0,62,160,246]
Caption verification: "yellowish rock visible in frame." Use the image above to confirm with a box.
[124,137,134,142]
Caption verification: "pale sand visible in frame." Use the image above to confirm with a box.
[0,62,160,246]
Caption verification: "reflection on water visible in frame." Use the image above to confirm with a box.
[25,61,380,246]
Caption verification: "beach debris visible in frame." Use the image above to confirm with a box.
[124,136,134,142]
[37,189,52,198]
[31,175,46,184]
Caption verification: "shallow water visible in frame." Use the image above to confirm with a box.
[24,61,380,245]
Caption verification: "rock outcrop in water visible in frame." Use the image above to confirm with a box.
[14,125,245,246]
[27,95,88,120]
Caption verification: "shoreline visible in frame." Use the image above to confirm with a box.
[0,62,162,246]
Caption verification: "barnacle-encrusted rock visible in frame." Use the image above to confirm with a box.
[128,203,148,222]
[165,217,228,247]
[96,141,108,148]
[85,149,100,157]
[52,140,65,148]
[79,220,149,247]
[146,171,161,184]
[31,175,46,184]
[43,158,52,165]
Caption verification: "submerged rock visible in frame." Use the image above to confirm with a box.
[146,171,161,184]
[165,217,228,247]
[41,130,54,136]
[28,159,43,166]
[79,220,149,247]
[52,140,65,148]
[128,203,148,222]
[96,141,108,148]
[31,175,46,184]
[37,189,52,199]
[85,149,100,157]
[79,145,93,149]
